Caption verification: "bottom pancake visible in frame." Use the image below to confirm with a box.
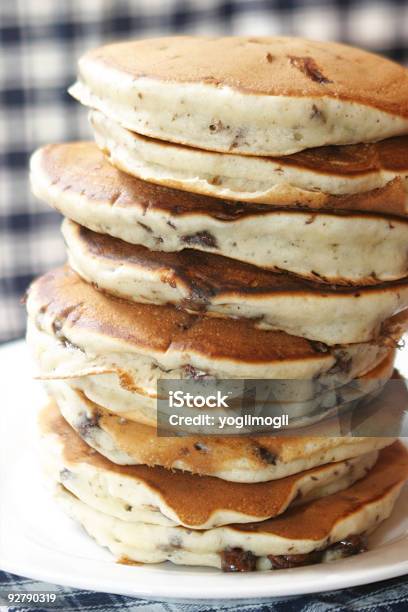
[47,381,398,482]
[55,442,408,571]
[40,401,379,529]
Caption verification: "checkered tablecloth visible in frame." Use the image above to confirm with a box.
[0,570,407,611]
[1,0,408,343]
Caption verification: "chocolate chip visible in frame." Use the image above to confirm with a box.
[209,120,224,132]
[266,53,274,63]
[254,445,277,465]
[268,551,324,569]
[158,535,183,553]
[61,337,79,351]
[310,270,325,281]
[221,547,257,572]
[182,231,218,249]
[77,411,101,439]
[305,214,317,224]
[194,441,209,452]
[137,221,153,233]
[183,364,210,380]
[330,351,353,375]
[327,534,368,558]
[288,56,333,84]
[188,282,214,307]
[267,535,367,570]
[310,341,330,353]
[310,104,326,122]
[51,318,81,351]
[229,128,245,150]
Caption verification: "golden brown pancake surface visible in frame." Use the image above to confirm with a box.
[36,142,408,217]
[73,223,408,299]
[83,37,408,116]
[40,402,380,527]
[29,266,326,364]
[59,381,403,472]
[235,441,408,538]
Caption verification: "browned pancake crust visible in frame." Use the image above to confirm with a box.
[58,375,406,474]
[29,266,327,363]
[40,401,378,526]
[134,130,408,176]
[234,441,408,537]
[38,142,408,217]
[279,136,408,175]
[84,37,408,116]
[74,223,408,300]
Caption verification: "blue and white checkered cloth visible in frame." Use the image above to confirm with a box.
[0,570,407,611]
[1,0,408,343]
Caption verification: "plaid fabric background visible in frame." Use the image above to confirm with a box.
[1,0,408,343]
[1,570,408,611]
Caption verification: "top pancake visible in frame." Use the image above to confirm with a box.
[70,36,408,155]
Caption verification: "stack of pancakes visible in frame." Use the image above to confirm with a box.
[27,37,408,572]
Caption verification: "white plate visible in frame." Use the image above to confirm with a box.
[1,339,407,602]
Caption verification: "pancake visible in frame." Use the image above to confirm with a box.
[29,311,396,428]
[27,268,405,398]
[55,442,408,569]
[90,109,408,213]
[64,219,408,345]
[69,37,408,156]
[30,143,408,284]
[47,381,397,482]
[40,401,379,529]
